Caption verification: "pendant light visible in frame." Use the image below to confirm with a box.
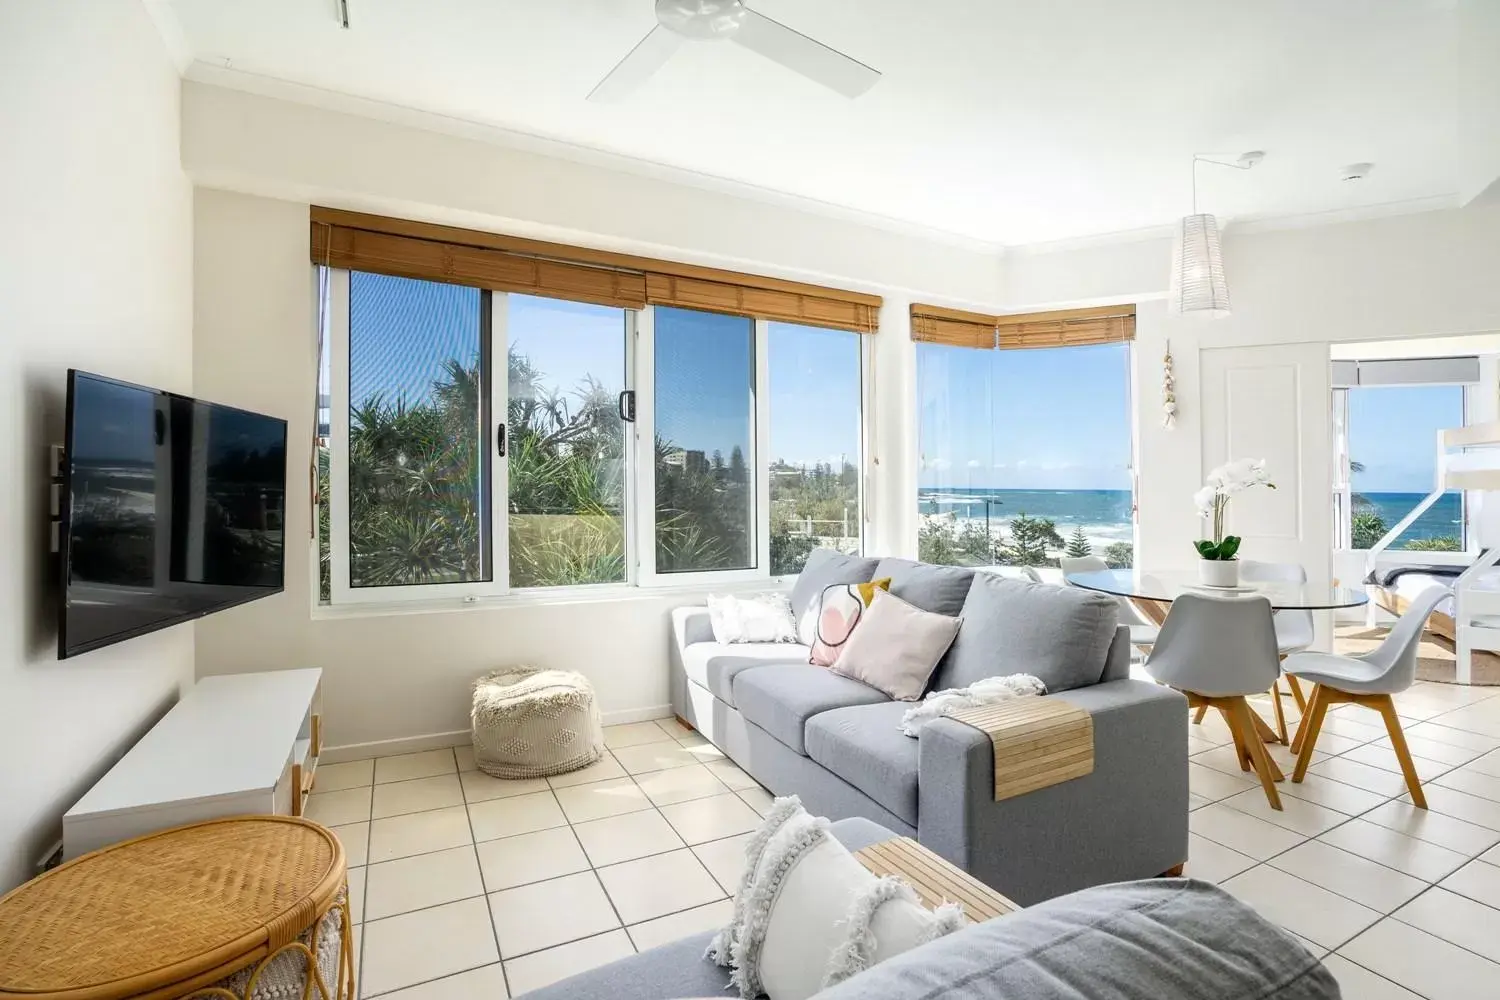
[1168,152,1263,318]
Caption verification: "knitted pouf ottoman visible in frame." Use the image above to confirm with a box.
[471,667,604,778]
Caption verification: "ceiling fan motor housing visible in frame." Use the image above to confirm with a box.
[656,0,748,39]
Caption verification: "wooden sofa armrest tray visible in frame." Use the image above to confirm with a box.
[947,697,1094,802]
[854,836,1021,922]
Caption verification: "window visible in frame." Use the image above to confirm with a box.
[768,322,863,575]
[916,341,1134,572]
[320,272,865,604]
[1340,383,1466,551]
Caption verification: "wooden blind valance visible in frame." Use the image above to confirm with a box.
[310,208,880,332]
[910,303,1135,349]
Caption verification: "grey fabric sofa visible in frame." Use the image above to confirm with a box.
[522,818,1338,1000]
[669,550,1189,905]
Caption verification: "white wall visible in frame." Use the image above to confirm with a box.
[0,2,194,889]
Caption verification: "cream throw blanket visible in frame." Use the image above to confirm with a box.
[899,674,1046,737]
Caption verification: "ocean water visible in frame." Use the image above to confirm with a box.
[916,488,1465,546]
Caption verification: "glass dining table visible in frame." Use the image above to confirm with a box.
[1063,568,1369,611]
[1063,567,1368,779]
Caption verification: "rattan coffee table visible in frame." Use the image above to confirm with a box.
[0,816,353,1000]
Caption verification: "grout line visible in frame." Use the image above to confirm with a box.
[463,746,512,1000]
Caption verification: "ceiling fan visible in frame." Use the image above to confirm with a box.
[589,0,881,102]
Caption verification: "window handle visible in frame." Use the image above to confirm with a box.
[618,390,636,423]
[497,423,506,458]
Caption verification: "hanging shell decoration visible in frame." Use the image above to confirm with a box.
[1162,342,1177,429]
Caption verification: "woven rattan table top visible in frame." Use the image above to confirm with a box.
[0,817,345,1000]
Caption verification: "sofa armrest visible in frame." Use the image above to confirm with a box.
[917,679,1188,905]
[671,604,714,652]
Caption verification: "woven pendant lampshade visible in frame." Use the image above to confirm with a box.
[1168,213,1230,317]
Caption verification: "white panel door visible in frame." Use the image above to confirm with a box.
[1200,344,1332,589]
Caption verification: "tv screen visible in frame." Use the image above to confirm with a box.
[59,371,288,658]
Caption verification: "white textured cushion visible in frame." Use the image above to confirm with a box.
[831,590,962,701]
[708,593,797,644]
[707,797,962,1000]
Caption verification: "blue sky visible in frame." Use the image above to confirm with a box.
[918,341,1133,491]
[1348,383,1464,493]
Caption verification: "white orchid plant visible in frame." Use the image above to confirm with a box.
[1193,458,1276,561]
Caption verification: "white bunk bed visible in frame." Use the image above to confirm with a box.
[1364,421,1500,684]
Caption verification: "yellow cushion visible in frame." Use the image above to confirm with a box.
[855,577,892,606]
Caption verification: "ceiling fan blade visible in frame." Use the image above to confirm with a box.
[732,8,880,98]
[588,25,683,102]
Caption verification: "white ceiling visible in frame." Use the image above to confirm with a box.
[164,0,1499,246]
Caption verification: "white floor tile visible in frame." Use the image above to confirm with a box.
[1318,818,1471,883]
[612,741,710,775]
[1412,783,1500,831]
[372,774,465,819]
[596,849,725,924]
[1393,887,1500,964]
[692,833,753,894]
[736,787,775,817]
[1484,841,1500,865]
[369,806,474,864]
[1188,803,1306,860]
[1437,858,1500,909]
[475,826,592,891]
[1187,792,1211,811]
[317,759,375,792]
[1187,762,1256,801]
[660,793,763,845]
[1307,757,1413,797]
[545,752,627,789]
[332,822,370,869]
[1426,703,1500,739]
[1376,734,1486,766]
[705,759,759,791]
[1406,721,1500,753]
[573,809,686,867]
[1182,833,1256,883]
[1363,798,1500,856]
[502,930,635,995]
[306,787,372,827]
[604,721,675,749]
[627,899,734,952]
[1433,764,1500,803]
[488,871,621,958]
[553,776,653,824]
[365,845,485,921]
[1219,787,1349,837]
[374,962,507,1000]
[635,763,731,806]
[347,865,366,923]
[1268,840,1427,913]
[360,897,498,997]
[1321,954,1423,999]
[468,790,568,841]
[654,717,694,739]
[1220,865,1381,951]
[1470,748,1500,777]
[1316,713,1391,744]
[453,745,476,772]
[1186,734,1225,755]
[375,749,458,784]
[1341,743,1455,782]
[459,770,550,803]
[1276,773,1391,816]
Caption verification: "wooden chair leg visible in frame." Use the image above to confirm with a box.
[1292,684,1329,783]
[1229,697,1283,810]
[1375,694,1428,809]
[1270,680,1289,745]
[1192,704,1208,725]
[1286,675,1308,714]
[1290,680,1317,754]
[1219,706,1251,770]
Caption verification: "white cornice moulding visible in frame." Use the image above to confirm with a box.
[140,0,192,74]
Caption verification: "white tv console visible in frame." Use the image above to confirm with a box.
[63,668,323,860]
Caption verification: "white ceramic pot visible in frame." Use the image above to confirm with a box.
[1199,558,1240,588]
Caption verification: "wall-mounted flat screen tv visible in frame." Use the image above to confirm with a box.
[59,371,288,658]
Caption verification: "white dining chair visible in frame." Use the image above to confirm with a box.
[1059,555,1160,658]
[1146,593,1285,809]
[1239,560,1316,743]
[1285,585,1449,809]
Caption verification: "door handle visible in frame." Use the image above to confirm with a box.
[497,423,506,458]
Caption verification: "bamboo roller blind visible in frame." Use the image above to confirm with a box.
[310,208,881,332]
[910,303,1135,349]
